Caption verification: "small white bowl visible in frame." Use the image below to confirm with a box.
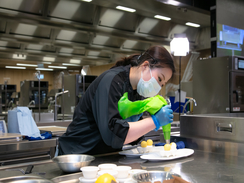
[98,163,117,170]
[115,166,132,179]
[137,147,148,154]
[98,170,118,178]
[80,166,99,179]
[128,169,147,177]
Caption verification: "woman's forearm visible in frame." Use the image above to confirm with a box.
[124,117,156,144]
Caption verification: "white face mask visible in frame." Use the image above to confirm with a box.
[137,68,161,97]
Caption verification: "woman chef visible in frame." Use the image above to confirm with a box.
[58,45,175,155]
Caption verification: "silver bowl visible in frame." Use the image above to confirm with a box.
[52,154,95,173]
[132,171,181,182]
[0,175,54,183]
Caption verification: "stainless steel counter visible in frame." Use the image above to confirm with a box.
[0,138,57,166]
[1,144,244,182]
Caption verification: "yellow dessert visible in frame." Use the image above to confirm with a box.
[95,173,116,183]
[141,141,147,148]
[164,144,171,151]
[147,139,153,146]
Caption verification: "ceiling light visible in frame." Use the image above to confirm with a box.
[43,57,55,62]
[186,22,200,27]
[13,54,26,59]
[43,62,52,64]
[166,0,181,6]
[116,6,136,12]
[6,66,26,69]
[36,68,53,71]
[62,63,80,66]
[48,66,67,69]
[81,0,92,2]
[154,15,171,21]
[170,34,189,56]
[17,63,37,67]
[70,59,81,64]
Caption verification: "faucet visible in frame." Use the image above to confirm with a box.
[54,90,69,121]
[28,100,35,106]
[182,98,197,115]
[8,100,14,110]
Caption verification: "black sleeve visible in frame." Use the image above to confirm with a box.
[92,70,130,149]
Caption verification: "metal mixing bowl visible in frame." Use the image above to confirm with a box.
[0,175,54,183]
[52,154,95,173]
[132,171,181,182]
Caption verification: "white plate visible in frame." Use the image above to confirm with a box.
[119,146,164,158]
[140,148,194,161]
[119,148,143,158]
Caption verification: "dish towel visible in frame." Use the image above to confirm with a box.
[16,107,44,139]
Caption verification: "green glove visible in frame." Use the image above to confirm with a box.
[118,92,167,118]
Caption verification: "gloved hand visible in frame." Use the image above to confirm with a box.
[151,105,173,130]
[125,113,143,122]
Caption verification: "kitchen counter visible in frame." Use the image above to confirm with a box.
[0,146,244,182]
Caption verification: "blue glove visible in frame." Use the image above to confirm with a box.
[125,113,143,122]
[151,105,173,130]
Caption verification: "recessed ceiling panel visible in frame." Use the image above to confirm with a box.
[26,44,56,52]
[59,48,85,55]
[99,8,138,31]
[138,17,172,37]
[0,0,43,15]
[9,23,51,38]
[0,41,20,49]
[87,51,111,58]
[122,40,151,51]
[56,30,89,44]
[48,0,96,24]
[92,35,123,48]
[169,25,199,42]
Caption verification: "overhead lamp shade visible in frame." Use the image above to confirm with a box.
[170,34,189,56]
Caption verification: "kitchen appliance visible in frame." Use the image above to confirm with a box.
[19,80,49,109]
[63,75,97,115]
[193,56,244,114]
[0,84,16,112]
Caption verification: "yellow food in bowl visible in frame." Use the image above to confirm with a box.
[147,139,153,146]
[95,173,116,183]
[141,141,147,148]
[164,144,171,151]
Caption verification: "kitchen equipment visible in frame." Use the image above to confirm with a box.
[0,175,53,183]
[37,126,67,136]
[180,113,244,142]
[19,80,49,109]
[0,84,16,112]
[0,133,22,142]
[132,171,181,182]
[193,56,244,114]
[52,154,95,173]
[63,75,97,115]
[0,120,7,133]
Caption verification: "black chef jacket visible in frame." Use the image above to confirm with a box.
[58,65,143,155]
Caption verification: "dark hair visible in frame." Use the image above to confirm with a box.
[112,45,175,73]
